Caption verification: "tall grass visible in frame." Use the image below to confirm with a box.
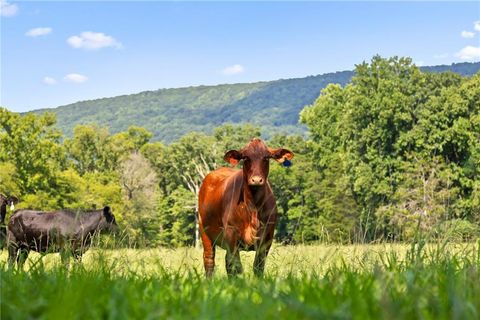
[1,242,479,319]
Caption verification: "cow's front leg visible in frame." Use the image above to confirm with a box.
[60,248,72,268]
[7,231,18,267]
[7,244,18,267]
[225,245,243,276]
[71,240,85,263]
[253,233,273,276]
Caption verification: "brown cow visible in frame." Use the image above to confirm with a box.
[198,138,293,277]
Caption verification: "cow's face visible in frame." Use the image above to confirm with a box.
[0,194,19,210]
[224,138,294,187]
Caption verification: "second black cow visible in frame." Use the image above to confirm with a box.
[0,194,19,248]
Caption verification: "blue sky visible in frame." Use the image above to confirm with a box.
[1,1,479,112]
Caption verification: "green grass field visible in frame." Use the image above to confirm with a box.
[1,242,479,319]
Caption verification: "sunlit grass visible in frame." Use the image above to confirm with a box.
[1,242,479,319]
[1,242,477,276]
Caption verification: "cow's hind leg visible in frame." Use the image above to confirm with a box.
[7,243,18,267]
[201,234,216,277]
[60,248,72,268]
[226,246,243,276]
[7,230,18,267]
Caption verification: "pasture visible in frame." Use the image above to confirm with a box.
[1,242,479,319]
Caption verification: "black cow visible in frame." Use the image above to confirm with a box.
[0,194,19,248]
[7,206,117,267]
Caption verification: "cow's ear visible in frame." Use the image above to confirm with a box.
[269,148,294,164]
[103,206,114,222]
[224,150,243,166]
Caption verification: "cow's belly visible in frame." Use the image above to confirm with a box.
[23,230,67,252]
[216,235,267,251]
[203,216,226,247]
[202,214,256,250]
[13,223,78,252]
[202,209,276,250]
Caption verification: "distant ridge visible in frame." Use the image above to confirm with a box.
[32,62,480,143]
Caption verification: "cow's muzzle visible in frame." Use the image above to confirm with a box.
[249,176,265,186]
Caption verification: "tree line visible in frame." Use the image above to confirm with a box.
[1,56,479,246]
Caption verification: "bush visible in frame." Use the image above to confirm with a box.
[437,219,479,242]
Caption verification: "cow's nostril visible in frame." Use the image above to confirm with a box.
[250,176,264,185]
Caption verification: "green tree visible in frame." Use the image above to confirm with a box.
[301,56,478,241]
[119,153,160,246]
[376,156,460,240]
[157,187,196,247]
[0,108,66,205]
[64,125,115,175]
[0,162,21,197]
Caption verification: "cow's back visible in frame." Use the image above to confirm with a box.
[8,210,78,245]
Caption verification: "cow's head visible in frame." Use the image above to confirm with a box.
[0,194,19,210]
[101,206,118,233]
[224,138,294,187]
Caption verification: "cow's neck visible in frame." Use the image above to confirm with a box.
[240,182,265,245]
[77,212,103,236]
[243,183,267,209]
[0,203,6,224]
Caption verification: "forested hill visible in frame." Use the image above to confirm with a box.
[32,61,480,142]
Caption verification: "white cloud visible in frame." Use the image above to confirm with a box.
[458,21,480,40]
[67,31,122,50]
[474,21,480,32]
[455,46,480,61]
[43,77,57,85]
[461,30,475,38]
[64,73,88,83]
[0,0,18,17]
[222,64,245,75]
[433,53,449,59]
[26,27,52,37]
